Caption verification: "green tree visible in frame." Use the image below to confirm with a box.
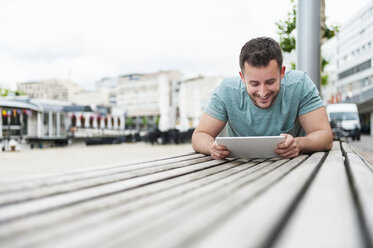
[1,88,9,97]
[142,116,148,127]
[0,87,26,96]
[126,117,133,129]
[275,0,339,86]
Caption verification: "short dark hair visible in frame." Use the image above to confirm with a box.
[239,37,283,71]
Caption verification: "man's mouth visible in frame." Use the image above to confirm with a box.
[257,95,271,103]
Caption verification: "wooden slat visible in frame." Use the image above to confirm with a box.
[0,152,200,185]
[341,142,354,153]
[0,158,249,239]
[0,155,211,206]
[273,151,364,248]
[1,146,371,248]
[0,159,255,247]
[0,153,205,193]
[191,152,325,248]
[331,141,341,151]
[1,159,282,248]
[0,157,233,224]
[343,142,373,171]
[110,157,307,248]
[345,152,373,247]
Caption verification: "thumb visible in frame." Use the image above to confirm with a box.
[279,133,289,147]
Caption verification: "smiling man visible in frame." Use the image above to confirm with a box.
[192,37,333,160]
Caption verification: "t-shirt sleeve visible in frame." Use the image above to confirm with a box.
[298,73,324,116]
[205,87,228,122]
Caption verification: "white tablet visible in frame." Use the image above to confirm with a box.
[216,136,285,158]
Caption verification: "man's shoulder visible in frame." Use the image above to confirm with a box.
[220,76,242,88]
[282,70,317,92]
[283,70,307,85]
[214,77,243,95]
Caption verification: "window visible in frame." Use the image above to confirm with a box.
[338,59,372,80]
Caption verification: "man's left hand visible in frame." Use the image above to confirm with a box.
[275,133,300,158]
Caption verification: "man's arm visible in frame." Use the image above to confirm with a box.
[276,107,333,158]
[192,113,231,159]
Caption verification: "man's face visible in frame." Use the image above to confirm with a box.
[239,59,285,109]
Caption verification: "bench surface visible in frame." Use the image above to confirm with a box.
[0,141,372,248]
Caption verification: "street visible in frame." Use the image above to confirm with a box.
[349,135,373,165]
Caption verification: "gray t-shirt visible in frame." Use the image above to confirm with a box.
[205,70,324,137]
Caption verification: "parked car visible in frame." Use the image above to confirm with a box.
[326,103,361,141]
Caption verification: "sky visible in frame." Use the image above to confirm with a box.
[0,0,371,90]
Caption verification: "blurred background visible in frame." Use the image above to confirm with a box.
[0,0,372,175]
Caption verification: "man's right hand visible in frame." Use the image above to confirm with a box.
[210,141,231,160]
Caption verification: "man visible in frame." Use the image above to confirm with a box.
[192,37,333,160]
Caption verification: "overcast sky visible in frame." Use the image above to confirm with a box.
[0,0,371,90]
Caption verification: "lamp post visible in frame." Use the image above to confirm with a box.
[297,0,321,91]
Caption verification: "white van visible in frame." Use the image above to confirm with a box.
[326,103,361,140]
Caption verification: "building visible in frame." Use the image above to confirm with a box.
[116,71,181,131]
[93,77,118,106]
[321,1,373,135]
[70,88,114,107]
[0,96,126,150]
[0,97,68,150]
[0,97,39,143]
[17,79,83,102]
[321,37,339,103]
[176,76,223,131]
[95,77,118,89]
[63,104,125,140]
[336,2,373,100]
[337,1,373,135]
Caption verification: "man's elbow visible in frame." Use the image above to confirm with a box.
[324,130,334,151]
[191,130,201,153]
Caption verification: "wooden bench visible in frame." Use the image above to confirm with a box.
[0,141,372,248]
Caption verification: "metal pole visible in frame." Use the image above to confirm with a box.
[297,0,321,91]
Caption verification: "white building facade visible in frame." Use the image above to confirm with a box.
[70,88,113,107]
[116,71,181,131]
[337,2,373,135]
[336,2,373,100]
[321,37,339,103]
[320,2,373,135]
[177,76,223,131]
[17,80,83,102]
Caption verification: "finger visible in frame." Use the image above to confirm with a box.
[276,146,296,157]
[211,154,223,160]
[283,135,293,147]
[277,133,287,148]
[211,151,227,160]
[278,136,294,149]
[283,152,298,159]
[210,149,221,159]
[212,148,231,157]
[275,147,291,156]
[211,148,230,160]
[280,149,298,158]
[213,140,227,150]
[214,144,228,151]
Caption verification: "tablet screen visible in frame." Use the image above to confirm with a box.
[216,136,285,158]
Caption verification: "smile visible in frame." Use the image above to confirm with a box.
[257,95,271,102]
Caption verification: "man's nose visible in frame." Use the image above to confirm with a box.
[258,85,267,96]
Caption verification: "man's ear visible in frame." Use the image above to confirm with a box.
[239,71,244,81]
[280,66,286,79]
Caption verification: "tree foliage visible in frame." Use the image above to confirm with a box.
[275,0,297,53]
[275,0,340,86]
[0,88,24,97]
